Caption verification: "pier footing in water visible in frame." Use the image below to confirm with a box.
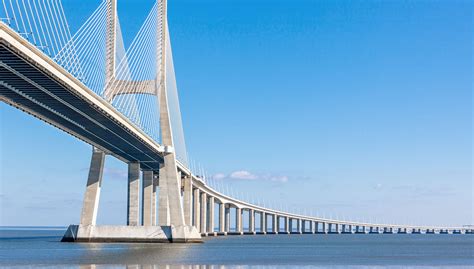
[61,224,202,243]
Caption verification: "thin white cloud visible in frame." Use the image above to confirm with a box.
[230,170,259,180]
[213,170,289,183]
[212,173,226,180]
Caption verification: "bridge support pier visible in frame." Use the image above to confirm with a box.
[152,173,158,225]
[141,170,153,226]
[193,188,200,231]
[183,176,192,226]
[259,212,266,234]
[200,192,207,235]
[248,209,255,234]
[79,148,105,227]
[225,205,230,233]
[283,217,289,234]
[208,196,215,235]
[270,214,278,234]
[127,162,140,226]
[236,208,243,235]
[218,202,226,235]
[296,219,302,234]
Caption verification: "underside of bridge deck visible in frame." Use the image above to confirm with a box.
[0,43,163,171]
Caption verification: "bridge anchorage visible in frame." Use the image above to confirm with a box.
[0,0,472,243]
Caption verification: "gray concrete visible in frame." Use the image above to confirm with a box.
[225,205,230,232]
[296,219,302,234]
[80,148,105,226]
[104,0,116,102]
[127,162,140,226]
[141,170,153,226]
[236,208,242,234]
[156,0,187,228]
[152,173,158,225]
[249,209,255,234]
[200,192,207,234]
[219,203,225,233]
[62,224,202,243]
[183,176,192,226]
[260,212,266,234]
[208,196,215,234]
[272,214,278,234]
[193,188,200,231]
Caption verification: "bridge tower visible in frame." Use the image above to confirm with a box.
[63,0,200,243]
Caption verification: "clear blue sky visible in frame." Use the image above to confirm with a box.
[0,0,472,227]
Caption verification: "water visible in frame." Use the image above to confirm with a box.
[0,228,473,268]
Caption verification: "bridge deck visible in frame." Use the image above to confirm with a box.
[0,40,163,170]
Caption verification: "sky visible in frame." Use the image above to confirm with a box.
[0,0,472,227]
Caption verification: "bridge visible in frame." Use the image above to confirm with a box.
[0,0,471,243]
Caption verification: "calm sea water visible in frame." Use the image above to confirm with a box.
[0,228,473,268]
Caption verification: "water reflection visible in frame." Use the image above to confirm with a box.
[1,230,473,268]
[70,265,474,269]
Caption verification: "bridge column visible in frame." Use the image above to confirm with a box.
[219,202,225,234]
[193,188,200,231]
[272,214,278,234]
[225,205,230,232]
[182,175,193,226]
[285,217,290,234]
[208,196,215,234]
[141,170,153,226]
[297,219,302,234]
[249,209,255,234]
[289,218,293,233]
[80,148,105,226]
[236,208,242,234]
[152,172,158,225]
[127,162,140,226]
[260,212,266,234]
[276,216,281,233]
[200,192,207,234]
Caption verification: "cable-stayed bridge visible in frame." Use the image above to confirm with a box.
[0,0,471,242]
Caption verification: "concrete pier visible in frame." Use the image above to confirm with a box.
[295,219,302,234]
[271,214,278,234]
[248,209,255,234]
[219,202,225,234]
[193,188,200,231]
[224,206,230,233]
[141,170,153,226]
[182,176,192,226]
[80,148,105,226]
[236,208,243,234]
[127,162,140,226]
[200,192,207,234]
[62,225,202,243]
[208,196,215,234]
[283,217,290,234]
[259,212,266,234]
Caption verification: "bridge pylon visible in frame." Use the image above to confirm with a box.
[62,0,200,243]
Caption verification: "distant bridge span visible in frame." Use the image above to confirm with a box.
[0,1,471,243]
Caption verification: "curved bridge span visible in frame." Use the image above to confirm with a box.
[0,1,471,243]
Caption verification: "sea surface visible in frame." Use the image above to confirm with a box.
[0,227,473,268]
